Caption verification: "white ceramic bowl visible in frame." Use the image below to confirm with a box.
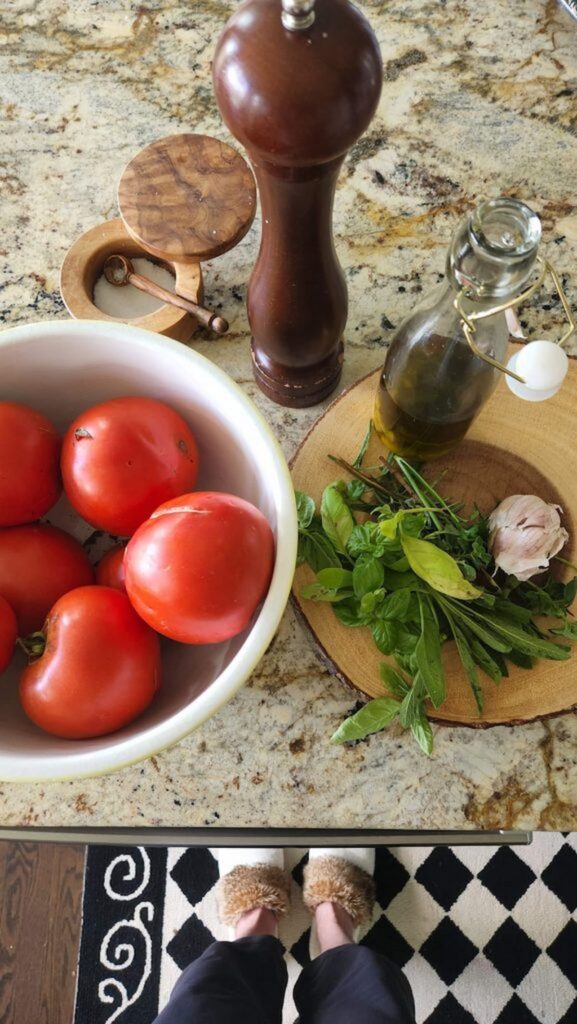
[0,320,297,781]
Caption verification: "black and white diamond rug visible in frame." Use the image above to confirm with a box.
[74,834,577,1024]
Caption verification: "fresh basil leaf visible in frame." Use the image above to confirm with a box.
[295,491,315,530]
[380,548,406,568]
[360,591,380,618]
[400,512,426,537]
[320,484,354,555]
[401,532,482,600]
[296,532,310,567]
[353,556,385,598]
[381,568,422,591]
[406,593,421,620]
[346,524,372,557]
[347,523,388,559]
[379,663,410,699]
[300,582,354,603]
[332,599,365,627]
[379,511,404,540]
[331,696,401,743]
[373,503,394,518]
[379,508,426,542]
[372,620,398,654]
[300,566,353,602]
[411,712,434,756]
[414,595,446,708]
[408,652,419,676]
[316,568,353,589]
[395,623,420,655]
[388,555,410,572]
[298,528,342,572]
[379,589,413,622]
[398,671,425,728]
[394,653,413,673]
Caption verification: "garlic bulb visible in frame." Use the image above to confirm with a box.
[488,494,568,581]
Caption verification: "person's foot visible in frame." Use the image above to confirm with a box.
[212,848,291,938]
[303,848,375,952]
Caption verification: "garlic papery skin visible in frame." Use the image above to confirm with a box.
[488,494,569,581]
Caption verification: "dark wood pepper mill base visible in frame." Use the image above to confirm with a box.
[251,339,344,407]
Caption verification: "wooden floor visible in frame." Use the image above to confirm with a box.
[0,842,85,1024]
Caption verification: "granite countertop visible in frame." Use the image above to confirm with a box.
[1,0,577,831]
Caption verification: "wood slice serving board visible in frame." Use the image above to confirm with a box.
[291,359,577,727]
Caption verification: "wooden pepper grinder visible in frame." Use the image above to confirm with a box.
[213,0,382,407]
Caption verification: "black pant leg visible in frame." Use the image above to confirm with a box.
[153,934,288,1024]
[294,944,416,1024]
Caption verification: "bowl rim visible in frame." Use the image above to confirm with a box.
[0,319,298,782]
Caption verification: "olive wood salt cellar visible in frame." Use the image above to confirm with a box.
[61,134,256,342]
[213,0,382,406]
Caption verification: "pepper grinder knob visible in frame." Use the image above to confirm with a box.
[281,0,315,31]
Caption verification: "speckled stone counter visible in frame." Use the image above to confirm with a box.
[1,0,577,830]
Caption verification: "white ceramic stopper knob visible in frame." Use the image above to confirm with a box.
[506,340,569,402]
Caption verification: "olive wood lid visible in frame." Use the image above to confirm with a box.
[118,133,256,264]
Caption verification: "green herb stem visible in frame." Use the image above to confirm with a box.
[327,455,398,501]
[390,458,443,530]
[394,456,462,529]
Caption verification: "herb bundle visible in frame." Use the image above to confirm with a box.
[296,426,577,754]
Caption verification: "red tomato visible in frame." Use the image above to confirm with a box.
[95,545,126,592]
[0,524,94,634]
[0,595,17,673]
[124,491,275,643]
[61,397,199,536]
[19,586,161,739]
[0,401,61,527]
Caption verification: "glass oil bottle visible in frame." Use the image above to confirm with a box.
[374,198,543,460]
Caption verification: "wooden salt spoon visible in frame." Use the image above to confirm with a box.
[103,254,229,335]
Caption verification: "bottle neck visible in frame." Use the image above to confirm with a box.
[440,275,504,317]
[446,198,541,303]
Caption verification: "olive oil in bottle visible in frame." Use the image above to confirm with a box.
[374,330,490,459]
[374,198,543,460]
[374,376,475,460]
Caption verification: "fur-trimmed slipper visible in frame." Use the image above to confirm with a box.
[215,862,291,926]
[303,853,375,927]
